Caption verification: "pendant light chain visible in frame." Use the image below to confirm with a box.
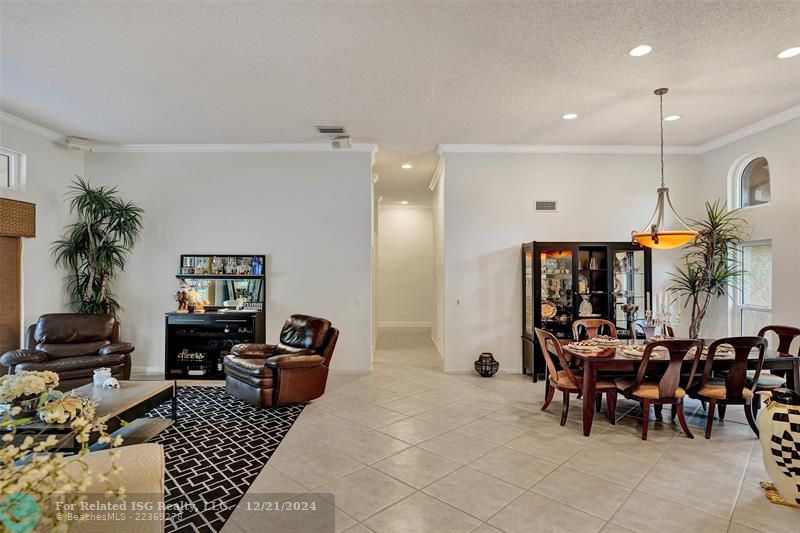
[659,91,665,188]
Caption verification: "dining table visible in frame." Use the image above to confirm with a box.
[552,340,800,437]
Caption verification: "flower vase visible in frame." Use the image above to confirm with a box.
[579,295,593,317]
[757,388,800,508]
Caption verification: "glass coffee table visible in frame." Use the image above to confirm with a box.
[15,380,177,452]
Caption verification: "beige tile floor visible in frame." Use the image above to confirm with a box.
[214,328,795,533]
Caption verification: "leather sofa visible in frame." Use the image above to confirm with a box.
[224,314,338,408]
[0,313,134,390]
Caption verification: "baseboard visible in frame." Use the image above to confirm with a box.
[132,366,163,374]
[444,368,523,375]
[379,322,432,328]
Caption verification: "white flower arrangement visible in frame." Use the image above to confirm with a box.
[0,370,59,404]
[38,396,84,424]
[0,398,125,532]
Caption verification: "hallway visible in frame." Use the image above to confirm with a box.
[226,329,796,533]
[374,327,442,372]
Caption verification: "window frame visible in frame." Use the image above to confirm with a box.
[729,153,771,210]
[731,240,773,336]
[0,146,25,191]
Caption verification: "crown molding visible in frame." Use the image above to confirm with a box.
[3,105,797,156]
[91,142,377,153]
[694,104,800,154]
[0,111,64,143]
[438,105,800,156]
[437,144,700,155]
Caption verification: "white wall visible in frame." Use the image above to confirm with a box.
[0,122,84,330]
[81,151,373,373]
[0,122,375,372]
[377,205,434,327]
[432,162,445,355]
[441,152,703,372]
[372,184,379,349]
[698,118,800,338]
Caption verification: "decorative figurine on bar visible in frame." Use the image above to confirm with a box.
[174,287,189,313]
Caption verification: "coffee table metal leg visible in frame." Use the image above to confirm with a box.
[172,382,178,421]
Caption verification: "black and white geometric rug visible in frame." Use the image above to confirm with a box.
[144,386,304,533]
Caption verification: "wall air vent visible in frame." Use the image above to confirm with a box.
[534,200,558,212]
[316,126,346,135]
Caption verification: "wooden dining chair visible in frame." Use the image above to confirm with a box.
[535,328,617,426]
[689,336,766,438]
[749,325,800,392]
[572,318,617,340]
[616,339,703,440]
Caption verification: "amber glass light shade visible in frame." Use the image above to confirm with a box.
[632,230,697,250]
[542,249,570,259]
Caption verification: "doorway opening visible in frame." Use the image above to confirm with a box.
[372,148,441,369]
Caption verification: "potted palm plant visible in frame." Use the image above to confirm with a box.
[669,199,748,339]
[52,177,143,316]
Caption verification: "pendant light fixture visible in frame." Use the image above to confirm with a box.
[631,88,698,249]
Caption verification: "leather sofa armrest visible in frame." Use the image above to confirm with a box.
[265,355,325,369]
[231,343,276,358]
[99,342,135,355]
[0,349,48,367]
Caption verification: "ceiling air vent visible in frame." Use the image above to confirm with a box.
[534,200,558,212]
[316,126,346,135]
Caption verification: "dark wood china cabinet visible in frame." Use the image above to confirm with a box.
[521,241,652,380]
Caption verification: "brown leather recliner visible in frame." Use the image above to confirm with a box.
[224,314,338,408]
[0,313,134,390]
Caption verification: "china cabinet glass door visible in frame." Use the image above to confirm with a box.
[523,244,534,337]
[613,249,647,331]
[540,248,574,338]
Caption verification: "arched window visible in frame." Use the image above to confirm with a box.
[738,156,770,208]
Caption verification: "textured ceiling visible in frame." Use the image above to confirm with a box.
[1,1,799,201]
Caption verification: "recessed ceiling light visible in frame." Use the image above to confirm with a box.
[562,113,578,120]
[777,47,800,59]
[400,200,409,205]
[664,115,681,121]
[401,163,413,169]
[629,44,653,57]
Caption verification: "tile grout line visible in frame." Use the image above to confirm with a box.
[727,438,758,532]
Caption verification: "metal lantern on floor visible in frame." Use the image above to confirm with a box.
[474,352,499,377]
